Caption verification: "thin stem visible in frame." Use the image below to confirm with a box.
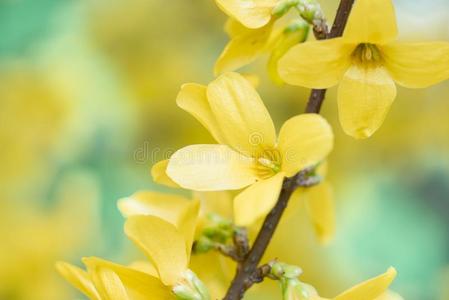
[223,1,355,299]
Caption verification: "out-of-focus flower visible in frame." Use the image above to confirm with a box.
[286,163,334,244]
[279,0,449,139]
[0,65,69,196]
[0,172,99,300]
[164,72,333,226]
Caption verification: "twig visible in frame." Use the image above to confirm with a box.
[222,1,355,299]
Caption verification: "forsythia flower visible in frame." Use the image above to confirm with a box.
[164,72,333,226]
[214,0,311,82]
[278,0,449,139]
[283,267,399,300]
[57,197,211,300]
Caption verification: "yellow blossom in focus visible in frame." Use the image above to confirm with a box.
[57,196,210,299]
[117,190,236,299]
[213,0,311,80]
[304,267,398,300]
[278,0,449,139]
[161,72,333,227]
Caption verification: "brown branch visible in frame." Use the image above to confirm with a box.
[222,1,355,299]
[305,0,355,113]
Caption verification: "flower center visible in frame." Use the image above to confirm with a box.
[351,43,383,67]
[254,148,282,179]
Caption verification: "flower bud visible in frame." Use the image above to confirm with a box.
[268,20,309,84]
[282,278,319,300]
[173,270,210,300]
[272,0,300,17]
[296,0,324,24]
[193,236,215,254]
[270,261,303,279]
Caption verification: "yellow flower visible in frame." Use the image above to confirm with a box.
[56,257,173,300]
[214,0,279,29]
[278,0,449,139]
[118,191,236,299]
[284,267,398,300]
[164,72,333,226]
[213,0,311,78]
[330,267,398,300]
[57,196,209,299]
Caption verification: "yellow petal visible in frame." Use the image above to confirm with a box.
[215,0,278,29]
[241,73,260,88]
[151,160,180,188]
[176,84,227,144]
[129,261,159,278]
[207,72,276,156]
[90,267,130,300]
[338,65,397,139]
[234,172,284,226]
[381,42,449,88]
[194,191,235,220]
[125,216,188,286]
[375,290,404,300]
[343,0,398,44]
[167,144,257,191]
[177,199,200,260]
[268,21,309,85]
[224,18,247,37]
[56,262,101,300]
[118,191,191,223]
[278,38,353,89]
[83,257,172,300]
[334,267,397,300]
[118,191,199,261]
[214,23,273,74]
[278,114,333,177]
[304,181,335,244]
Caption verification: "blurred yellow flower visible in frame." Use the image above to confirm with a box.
[0,173,99,300]
[278,0,449,139]
[164,72,333,226]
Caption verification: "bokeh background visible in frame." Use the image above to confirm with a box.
[0,0,448,299]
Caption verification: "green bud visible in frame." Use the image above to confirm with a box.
[173,284,201,300]
[281,278,319,300]
[270,262,285,278]
[268,20,309,85]
[270,262,303,280]
[193,236,215,254]
[283,264,302,279]
[201,213,234,243]
[272,0,300,17]
[296,0,325,24]
[172,270,210,300]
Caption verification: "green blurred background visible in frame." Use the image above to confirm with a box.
[0,0,448,299]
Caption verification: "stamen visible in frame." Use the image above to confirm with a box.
[351,43,383,67]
